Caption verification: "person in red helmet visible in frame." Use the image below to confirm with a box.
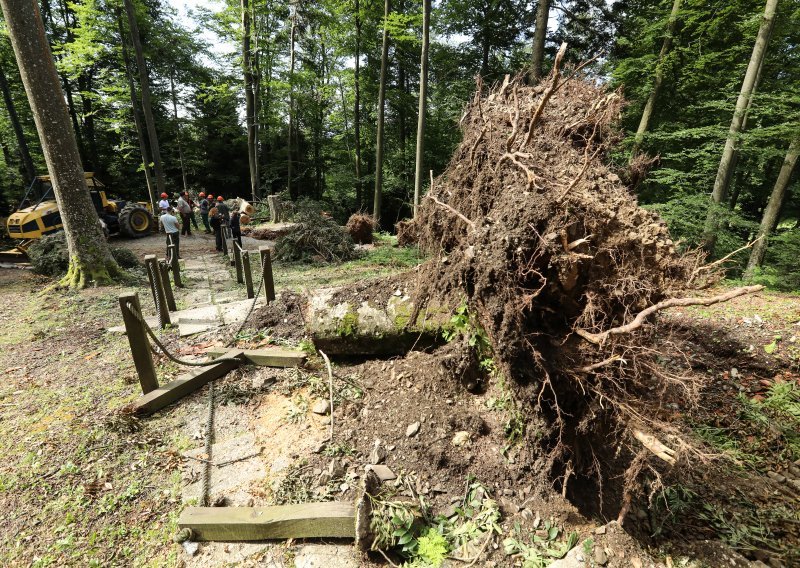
[198,192,212,234]
[158,192,170,213]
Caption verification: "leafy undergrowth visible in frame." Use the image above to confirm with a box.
[0,275,183,566]
[271,234,425,291]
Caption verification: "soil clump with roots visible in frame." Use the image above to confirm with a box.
[399,57,764,536]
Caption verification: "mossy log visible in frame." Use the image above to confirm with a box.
[306,286,449,356]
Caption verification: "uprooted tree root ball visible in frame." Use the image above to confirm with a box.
[346,213,376,244]
[402,61,762,522]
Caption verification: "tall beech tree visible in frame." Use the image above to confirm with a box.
[123,0,167,199]
[413,0,431,217]
[745,137,799,276]
[0,64,35,182]
[0,0,120,287]
[630,0,681,157]
[373,0,390,223]
[529,0,550,82]
[703,0,779,253]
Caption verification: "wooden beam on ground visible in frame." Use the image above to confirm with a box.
[204,348,306,367]
[133,350,244,415]
[179,502,355,541]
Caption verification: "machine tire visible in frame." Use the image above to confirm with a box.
[118,205,152,238]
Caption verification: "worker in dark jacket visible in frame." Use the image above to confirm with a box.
[210,207,223,252]
[198,192,211,233]
[215,196,231,224]
[230,211,242,248]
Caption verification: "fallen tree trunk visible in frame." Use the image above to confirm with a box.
[306,282,449,356]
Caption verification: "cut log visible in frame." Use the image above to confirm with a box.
[204,348,306,367]
[179,502,356,541]
[306,286,449,356]
[134,351,244,415]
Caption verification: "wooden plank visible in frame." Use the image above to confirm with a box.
[204,348,306,367]
[118,292,159,394]
[133,351,244,415]
[179,502,355,541]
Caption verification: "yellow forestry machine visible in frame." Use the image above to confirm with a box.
[3,172,153,261]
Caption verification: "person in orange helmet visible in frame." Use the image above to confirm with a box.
[215,196,230,223]
[158,192,170,213]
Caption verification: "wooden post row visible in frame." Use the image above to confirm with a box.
[169,245,183,288]
[259,246,276,303]
[144,254,171,328]
[159,260,177,312]
[118,292,159,394]
[242,250,254,299]
[233,242,243,284]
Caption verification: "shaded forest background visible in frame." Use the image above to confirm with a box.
[0,0,798,285]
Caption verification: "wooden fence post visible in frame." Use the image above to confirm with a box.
[159,260,177,312]
[169,245,183,288]
[221,225,229,256]
[118,291,159,394]
[145,255,171,328]
[234,242,244,284]
[259,246,276,303]
[242,250,254,299]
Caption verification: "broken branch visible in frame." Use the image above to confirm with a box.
[577,285,764,345]
[632,429,676,465]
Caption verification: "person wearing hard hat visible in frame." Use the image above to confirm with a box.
[158,192,170,213]
[215,195,231,224]
[198,192,211,234]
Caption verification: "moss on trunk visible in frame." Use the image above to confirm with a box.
[61,254,122,289]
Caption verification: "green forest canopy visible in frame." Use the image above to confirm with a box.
[0,0,798,284]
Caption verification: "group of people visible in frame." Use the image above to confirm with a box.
[157,191,243,259]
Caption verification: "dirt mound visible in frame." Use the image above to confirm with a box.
[402,64,728,520]
[345,213,375,244]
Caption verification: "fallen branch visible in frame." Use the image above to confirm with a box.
[319,350,335,442]
[577,285,764,345]
[425,194,476,230]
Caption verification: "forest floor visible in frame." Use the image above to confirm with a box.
[0,234,797,567]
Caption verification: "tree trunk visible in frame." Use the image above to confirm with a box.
[354,0,363,209]
[287,5,297,200]
[251,2,260,196]
[242,0,258,201]
[0,65,36,182]
[118,11,156,211]
[703,0,778,253]
[481,37,490,78]
[630,0,682,157]
[0,0,119,287]
[170,70,188,194]
[745,138,800,276]
[373,0,390,224]
[78,72,99,172]
[124,0,167,198]
[413,0,430,218]
[529,0,550,82]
